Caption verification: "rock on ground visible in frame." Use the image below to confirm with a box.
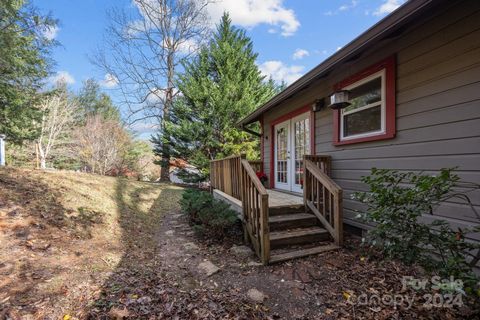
[198,260,220,276]
[247,288,266,303]
[229,245,253,259]
[183,242,199,250]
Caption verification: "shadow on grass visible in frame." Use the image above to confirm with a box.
[87,178,184,318]
[0,169,107,316]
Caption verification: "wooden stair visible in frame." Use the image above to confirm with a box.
[268,207,340,263]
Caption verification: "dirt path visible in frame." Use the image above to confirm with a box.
[154,210,323,319]
[91,207,474,319]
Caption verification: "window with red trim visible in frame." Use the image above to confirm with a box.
[333,56,396,145]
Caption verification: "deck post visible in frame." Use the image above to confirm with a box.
[260,193,270,264]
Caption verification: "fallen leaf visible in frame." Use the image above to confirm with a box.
[108,306,130,319]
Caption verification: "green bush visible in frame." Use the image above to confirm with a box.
[353,168,480,294]
[180,189,238,239]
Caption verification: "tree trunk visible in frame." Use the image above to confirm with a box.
[159,54,174,182]
[38,141,46,169]
[40,157,46,170]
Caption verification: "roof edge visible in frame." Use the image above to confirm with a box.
[238,0,436,126]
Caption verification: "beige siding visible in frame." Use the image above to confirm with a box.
[261,0,480,233]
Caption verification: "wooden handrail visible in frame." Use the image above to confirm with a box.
[210,154,243,162]
[304,157,343,246]
[305,161,342,193]
[210,156,270,263]
[304,154,331,176]
[210,154,245,200]
[248,160,263,173]
[240,159,270,264]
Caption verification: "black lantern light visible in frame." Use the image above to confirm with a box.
[329,90,351,110]
[312,98,325,112]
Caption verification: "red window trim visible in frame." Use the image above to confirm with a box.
[332,55,396,146]
[269,104,315,189]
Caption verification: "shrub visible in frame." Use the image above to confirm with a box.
[180,189,238,239]
[353,168,480,294]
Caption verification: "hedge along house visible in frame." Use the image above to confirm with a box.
[210,0,480,264]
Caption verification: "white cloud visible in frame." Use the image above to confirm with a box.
[49,71,75,85]
[339,0,358,11]
[146,87,165,105]
[258,60,304,85]
[292,48,309,60]
[177,38,199,55]
[129,122,159,134]
[100,73,119,88]
[324,0,358,16]
[206,0,300,36]
[373,0,406,16]
[43,25,59,40]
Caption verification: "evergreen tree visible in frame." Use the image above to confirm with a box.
[0,0,56,143]
[76,79,120,122]
[165,13,280,173]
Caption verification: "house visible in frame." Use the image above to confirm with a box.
[210,0,480,264]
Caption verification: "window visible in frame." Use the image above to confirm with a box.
[333,56,396,145]
[341,70,384,140]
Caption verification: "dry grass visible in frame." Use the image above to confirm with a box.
[0,167,183,319]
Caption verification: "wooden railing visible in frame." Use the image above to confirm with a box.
[210,155,270,263]
[248,160,263,173]
[304,155,331,176]
[303,156,343,246]
[240,159,270,264]
[210,154,244,200]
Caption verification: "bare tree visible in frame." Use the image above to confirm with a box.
[75,115,130,175]
[36,86,77,169]
[93,0,212,181]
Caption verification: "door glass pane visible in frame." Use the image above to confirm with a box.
[293,117,310,186]
[276,126,288,183]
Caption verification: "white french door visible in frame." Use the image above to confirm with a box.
[274,112,311,193]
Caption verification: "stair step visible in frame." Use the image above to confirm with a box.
[270,227,330,249]
[269,204,305,216]
[269,213,318,231]
[269,244,340,263]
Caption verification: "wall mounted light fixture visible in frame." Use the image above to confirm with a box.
[329,90,351,110]
[312,98,325,112]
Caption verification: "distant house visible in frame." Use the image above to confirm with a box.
[211,0,480,264]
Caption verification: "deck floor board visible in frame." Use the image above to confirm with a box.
[268,189,303,208]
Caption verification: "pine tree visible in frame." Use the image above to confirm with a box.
[0,0,56,143]
[76,79,120,123]
[165,13,280,174]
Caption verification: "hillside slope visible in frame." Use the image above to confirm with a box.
[0,168,183,318]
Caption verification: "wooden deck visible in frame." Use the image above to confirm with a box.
[267,190,303,207]
[213,189,302,211]
[210,154,342,264]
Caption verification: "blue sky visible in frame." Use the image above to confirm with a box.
[33,0,405,136]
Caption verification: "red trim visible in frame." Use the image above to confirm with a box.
[260,115,264,169]
[333,55,396,145]
[269,104,315,189]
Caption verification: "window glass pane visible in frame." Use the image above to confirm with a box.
[343,77,381,113]
[344,105,381,136]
